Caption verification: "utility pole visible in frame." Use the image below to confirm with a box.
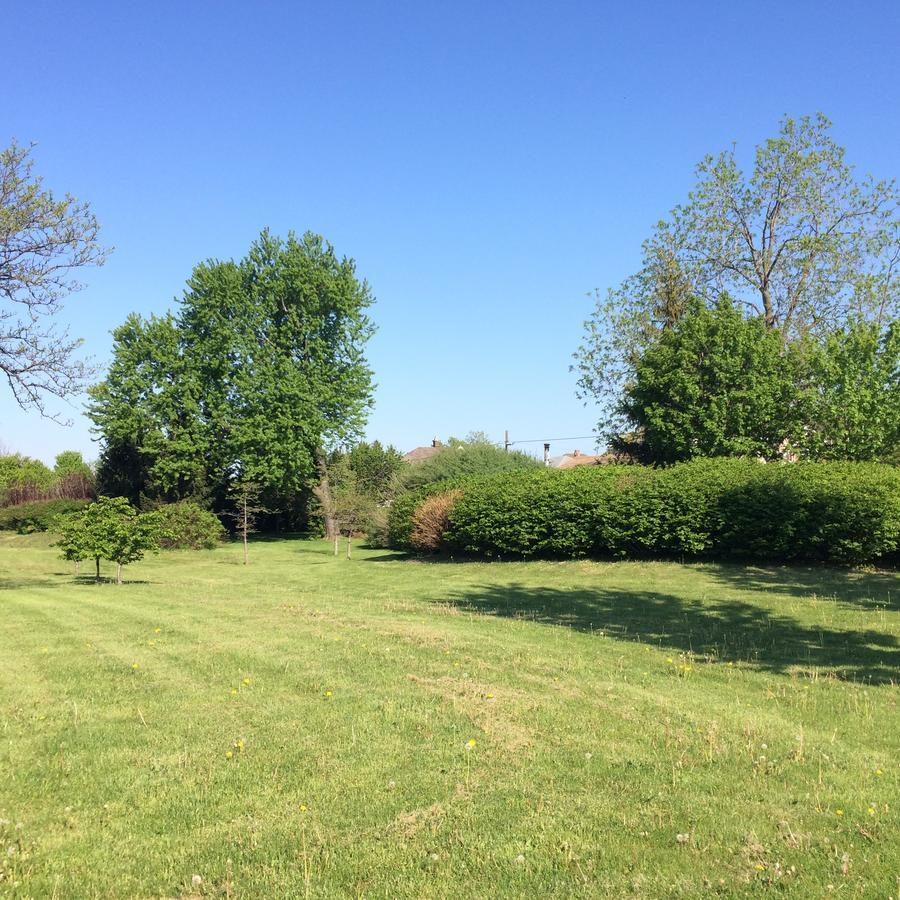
[504,430,510,453]
[543,443,550,466]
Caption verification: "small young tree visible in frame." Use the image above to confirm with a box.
[225,480,269,565]
[328,458,375,558]
[54,496,165,583]
[54,512,90,575]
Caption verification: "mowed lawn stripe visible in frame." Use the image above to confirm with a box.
[1,534,897,897]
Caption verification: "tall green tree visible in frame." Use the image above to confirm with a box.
[799,318,899,462]
[616,297,806,464]
[89,230,376,518]
[91,312,208,503]
[1,140,110,419]
[342,441,405,504]
[574,114,899,437]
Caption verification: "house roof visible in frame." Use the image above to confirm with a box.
[548,450,617,469]
[402,441,444,464]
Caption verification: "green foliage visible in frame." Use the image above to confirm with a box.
[400,435,540,492]
[798,318,900,462]
[342,441,405,504]
[0,499,91,533]
[387,479,470,550]
[54,496,167,582]
[53,450,92,480]
[89,230,376,519]
[149,501,226,550]
[574,114,899,437]
[0,453,55,503]
[617,297,806,463]
[389,460,900,565]
[0,451,93,505]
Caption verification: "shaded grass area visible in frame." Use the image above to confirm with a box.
[0,533,897,898]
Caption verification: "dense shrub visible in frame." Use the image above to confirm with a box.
[387,482,455,550]
[410,490,462,552]
[150,501,226,549]
[400,440,540,492]
[0,499,92,533]
[391,460,900,565]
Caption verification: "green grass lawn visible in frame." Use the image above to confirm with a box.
[1,534,897,898]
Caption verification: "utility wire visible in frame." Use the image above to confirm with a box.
[507,435,596,445]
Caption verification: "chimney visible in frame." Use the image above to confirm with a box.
[572,449,581,457]
[543,443,550,466]
[432,438,442,448]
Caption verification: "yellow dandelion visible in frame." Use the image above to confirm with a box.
[835,809,843,816]
[868,807,876,816]
[225,750,233,759]
[154,628,161,634]
[230,688,238,696]
[131,663,140,670]
[875,769,883,777]
[666,657,674,663]
[324,690,333,698]
[242,677,251,686]
[754,863,765,871]
[466,738,477,749]
[299,804,308,812]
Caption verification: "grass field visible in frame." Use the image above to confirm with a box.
[1,533,898,898]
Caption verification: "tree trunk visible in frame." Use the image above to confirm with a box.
[116,563,122,585]
[95,557,101,582]
[334,533,339,556]
[242,497,249,565]
[346,534,352,559]
[761,284,775,329]
[316,452,337,540]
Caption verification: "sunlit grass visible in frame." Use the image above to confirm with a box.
[1,533,897,897]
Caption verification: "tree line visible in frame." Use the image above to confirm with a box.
[1,114,897,544]
[573,114,898,465]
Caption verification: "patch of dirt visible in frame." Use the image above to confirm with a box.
[390,801,446,838]
[405,673,534,751]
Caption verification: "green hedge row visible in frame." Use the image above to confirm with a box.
[386,478,471,550]
[389,460,900,565]
[0,499,92,534]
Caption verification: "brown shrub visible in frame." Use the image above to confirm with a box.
[410,489,461,552]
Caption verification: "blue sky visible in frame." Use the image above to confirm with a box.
[3,0,898,463]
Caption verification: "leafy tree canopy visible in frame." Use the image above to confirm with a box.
[54,496,166,583]
[400,432,541,492]
[616,296,806,463]
[574,114,899,438]
[89,230,376,517]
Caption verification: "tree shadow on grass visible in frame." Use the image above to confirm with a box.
[441,583,899,684]
[0,577,59,590]
[702,563,898,611]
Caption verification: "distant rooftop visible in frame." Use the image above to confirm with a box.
[402,438,443,464]
[548,449,617,469]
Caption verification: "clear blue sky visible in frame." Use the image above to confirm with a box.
[3,0,898,463]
